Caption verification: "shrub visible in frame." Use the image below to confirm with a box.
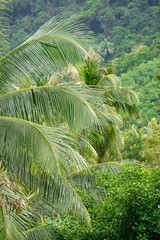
[47,166,160,240]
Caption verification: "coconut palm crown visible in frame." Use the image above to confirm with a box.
[0,13,125,238]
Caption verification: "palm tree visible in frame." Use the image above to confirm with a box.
[0,14,123,238]
[76,52,139,163]
[45,51,139,165]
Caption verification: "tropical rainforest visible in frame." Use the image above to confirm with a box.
[0,0,160,239]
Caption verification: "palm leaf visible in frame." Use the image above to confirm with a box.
[0,170,32,240]
[104,86,140,116]
[90,162,123,174]
[89,72,140,116]
[97,74,121,89]
[0,15,88,94]
[60,84,123,127]
[0,117,91,223]
[0,85,100,130]
[25,225,52,240]
[68,162,123,201]
[0,84,123,130]
[0,168,53,240]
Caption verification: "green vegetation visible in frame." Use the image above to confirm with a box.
[122,125,144,162]
[120,58,160,121]
[1,13,111,238]
[1,0,160,59]
[0,0,160,239]
[47,166,160,240]
[122,119,160,165]
[141,119,160,167]
[1,0,159,122]
[110,39,160,75]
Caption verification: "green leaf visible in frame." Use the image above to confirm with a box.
[0,117,91,223]
[0,16,88,94]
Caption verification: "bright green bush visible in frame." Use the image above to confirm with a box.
[47,166,160,240]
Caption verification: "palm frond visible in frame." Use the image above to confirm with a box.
[87,124,123,163]
[107,86,139,105]
[25,225,52,240]
[92,73,140,116]
[61,84,123,127]
[0,117,91,223]
[0,15,88,94]
[68,162,123,199]
[90,162,123,174]
[0,170,33,240]
[0,85,100,130]
[97,74,121,89]
[0,167,54,240]
[104,86,140,116]
[0,84,123,131]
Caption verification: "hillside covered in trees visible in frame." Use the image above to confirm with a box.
[5,0,160,58]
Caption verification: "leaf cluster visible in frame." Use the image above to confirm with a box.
[47,166,160,240]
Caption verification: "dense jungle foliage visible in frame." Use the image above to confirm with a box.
[1,0,160,122]
[0,0,160,239]
[3,0,160,58]
[47,166,160,240]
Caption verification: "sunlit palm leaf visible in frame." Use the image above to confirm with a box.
[0,15,88,94]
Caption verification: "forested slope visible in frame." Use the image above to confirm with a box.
[1,0,160,122]
[4,0,160,60]
[121,58,160,121]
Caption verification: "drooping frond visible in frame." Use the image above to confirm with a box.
[104,86,140,116]
[0,169,34,240]
[97,74,121,89]
[0,117,91,223]
[25,225,52,240]
[0,167,54,240]
[90,162,123,175]
[61,84,123,127]
[0,201,29,240]
[87,124,123,163]
[0,15,88,94]
[96,74,139,116]
[0,84,124,131]
[0,85,100,130]
[68,162,123,199]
